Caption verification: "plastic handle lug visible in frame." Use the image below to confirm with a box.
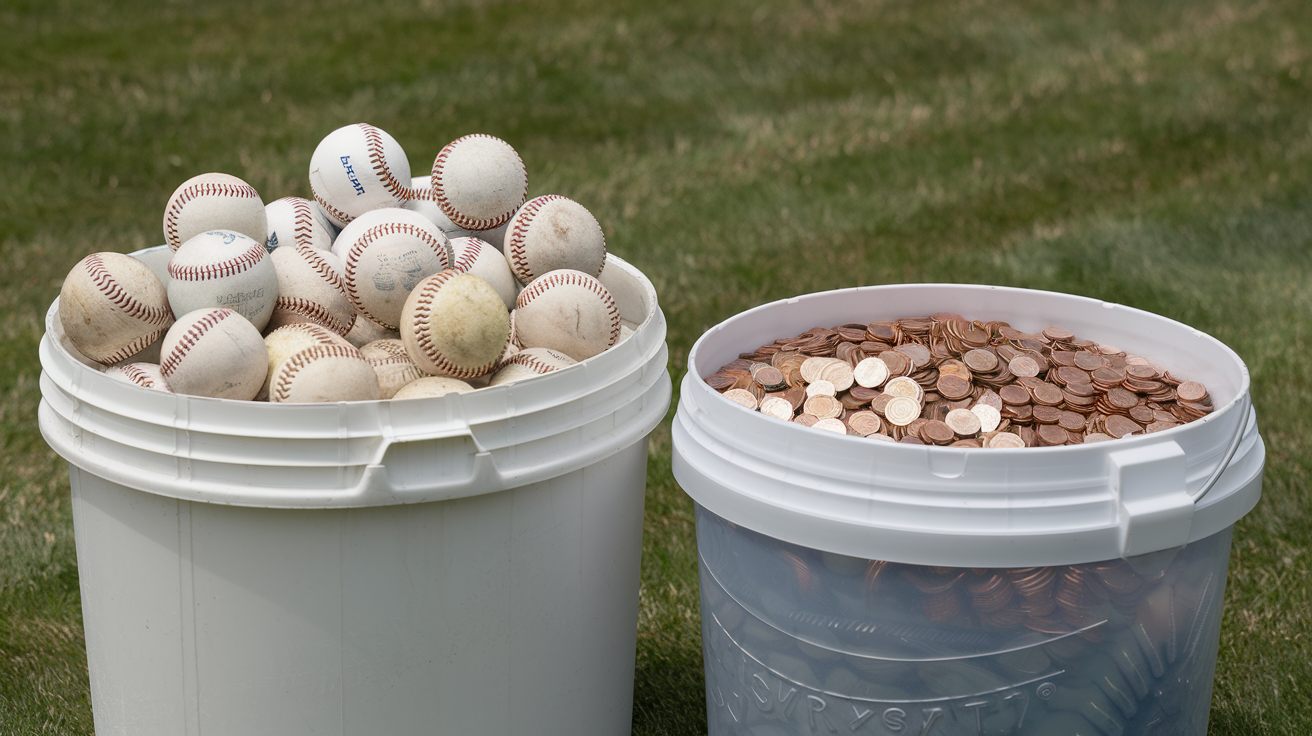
[1109,440,1193,557]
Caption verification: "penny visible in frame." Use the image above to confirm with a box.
[921,420,956,445]
[1032,405,1063,424]
[971,403,1002,432]
[705,373,737,391]
[782,385,807,411]
[866,322,898,342]
[1073,351,1105,371]
[848,385,880,403]
[869,393,893,415]
[1031,383,1064,406]
[847,411,883,436]
[853,357,891,388]
[1009,355,1041,378]
[820,360,856,392]
[800,357,834,384]
[803,395,843,419]
[1083,432,1114,443]
[723,388,758,410]
[884,376,924,402]
[812,417,848,434]
[936,374,973,401]
[1176,380,1208,402]
[976,389,1004,411]
[1037,424,1069,446]
[963,348,999,373]
[1106,387,1140,410]
[945,408,982,436]
[759,396,794,420]
[884,396,922,426]
[988,432,1026,449]
[895,343,932,368]
[806,379,836,398]
[997,384,1031,405]
[793,413,820,427]
[878,350,911,376]
[1105,414,1143,439]
[1042,326,1076,342]
[752,365,787,391]
[1058,411,1086,431]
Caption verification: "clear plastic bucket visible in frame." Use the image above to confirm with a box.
[39,247,671,736]
[672,284,1263,736]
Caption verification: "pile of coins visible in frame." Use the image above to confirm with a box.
[703,314,1215,447]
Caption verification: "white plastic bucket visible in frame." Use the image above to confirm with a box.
[672,284,1263,735]
[39,248,671,736]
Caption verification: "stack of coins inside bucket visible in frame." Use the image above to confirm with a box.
[697,507,1228,735]
[703,313,1215,447]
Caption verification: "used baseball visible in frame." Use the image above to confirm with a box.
[335,208,451,330]
[163,172,267,251]
[343,314,399,347]
[266,243,356,336]
[514,269,620,361]
[265,196,336,252]
[503,195,606,283]
[430,134,527,231]
[392,376,475,400]
[159,308,268,400]
[59,252,175,365]
[269,344,381,403]
[167,230,279,331]
[104,362,172,393]
[450,236,518,310]
[488,346,577,387]
[262,322,352,397]
[308,123,412,228]
[400,271,510,378]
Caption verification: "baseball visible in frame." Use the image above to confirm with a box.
[262,322,352,397]
[405,175,475,239]
[503,195,606,283]
[269,344,380,403]
[450,236,518,310]
[308,123,412,228]
[392,376,475,400]
[265,196,336,252]
[104,362,172,393]
[400,271,510,378]
[167,230,279,331]
[335,208,451,330]
[159,308,268,400]
[343,314,399,347]
[430,134,527,231]
[59,252,175,365]
[266,243,356,336]
[366,352,426,399]
[163,172,267,251]
[488,346,577,387]
[514,269,620,361]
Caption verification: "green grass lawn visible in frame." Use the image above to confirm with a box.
[4,0,1312,733]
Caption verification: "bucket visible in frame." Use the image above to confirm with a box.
[672,284,1263,736]
[39,247,671,736]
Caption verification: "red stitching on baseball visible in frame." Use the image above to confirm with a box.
[270,321,345,346]
[164,181,261,250]
[99,332,165,366]
[343,222,449,328]
[271,344,367,403]
[515,270,621,347]
[160,309,233,377]
[291,243,346,293]
[359,123,412,203]
[273,296,351,335]
[409,271,501,378]
[451,237,485,273]
[312,188,355,227]
[84,254,174,328]
[507,350,567,375]
[117,363,165,390]
[168,239,267,281]
[288,197,317,244]
[504,194,564,282]
[430,133,527,231]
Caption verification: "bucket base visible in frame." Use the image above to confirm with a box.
[72,439,649,736]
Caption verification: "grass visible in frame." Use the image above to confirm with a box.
[3,0,1312,732]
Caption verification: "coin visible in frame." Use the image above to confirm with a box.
[884,396,922,426]
[998,384,1031,405]
[1037,424,1069,446]
[1042,326,1076,342]
[1084,432,1114,443]
[794,413,820,427]
[759,396,794,421]
[878,350,911,376]
[945,408,982,436]
[752,365,787,391]
[894,342,932,368]
[803,395,843,419]
[963,348,999,373]
[813,417,848,434]
[819,360,856,391]
[936,374,973,400]
[805,379,836,398]
[987,432,1026,449]
[970,404,1001,433]
[853,357,890,388]
[847,411,883,436]
[1031,383,1065,406]
[884,376,923,401]
[723,388,758,410]
[1176,380,1208,402]
[921,419,955,445]
[800,356,833,384]
[1105,414,1144,439]
[1009,355,1041,378]
[976,389,1004,411]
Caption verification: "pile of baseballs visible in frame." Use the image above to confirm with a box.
[59,123,635,402]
